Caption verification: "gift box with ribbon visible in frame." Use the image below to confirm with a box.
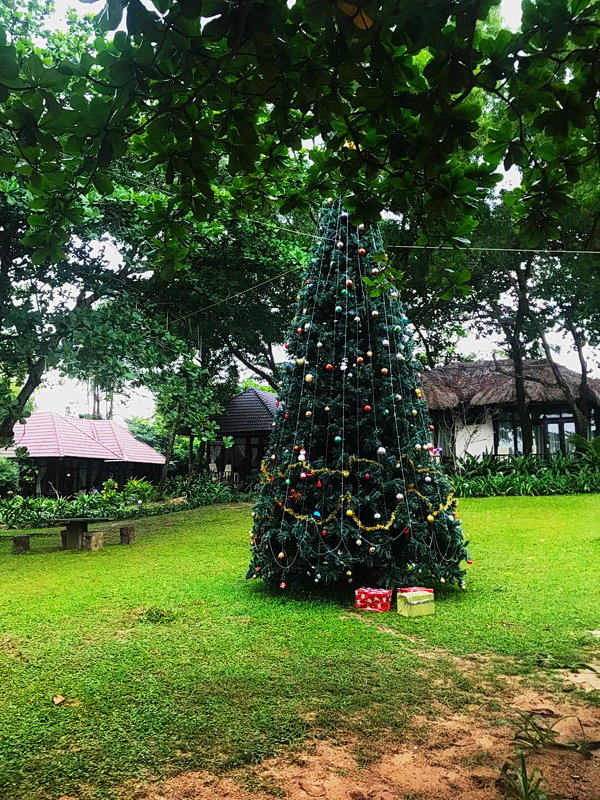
[354,587,393,612]
[397,587,435,617]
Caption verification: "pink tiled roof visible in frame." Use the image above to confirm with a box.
[71,418,165,464]
[9,412,165,464]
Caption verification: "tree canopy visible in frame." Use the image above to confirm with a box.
[0,0,598,275]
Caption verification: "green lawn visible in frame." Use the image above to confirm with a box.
[1,496,598,800]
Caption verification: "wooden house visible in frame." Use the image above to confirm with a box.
[5,412,165,496]
[209,387,277,484]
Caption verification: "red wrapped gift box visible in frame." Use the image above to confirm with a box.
[354,587,393,612]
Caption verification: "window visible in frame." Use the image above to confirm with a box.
[497,419,515,454]
[531,409,580,455]
[495,412,522,455]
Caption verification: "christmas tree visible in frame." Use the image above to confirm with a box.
[248,200,467,591]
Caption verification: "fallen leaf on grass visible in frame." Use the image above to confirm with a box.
[52,694,66,706]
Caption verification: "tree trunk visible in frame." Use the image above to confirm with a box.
[565,318,591,438]
[157,424,177,497]
[413,325,436,369]
[92,381,101,419]
[529,316,590,437]
[106,391,114,420]
[188,433,195,476]
[224,339,279,390]
[192,440,206,476]
[0,359,45,442]
[508,337,534,456]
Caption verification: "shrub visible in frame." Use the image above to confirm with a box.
[0,474,243,529]
[122,478,157,503]
[165,475,234,506]
[450,453,600,497]
[0,457,19,496]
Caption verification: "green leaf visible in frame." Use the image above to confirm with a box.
[0,156,16,172]
[96,0,126,32]
[0,45,18,81]
[92,172,115,194]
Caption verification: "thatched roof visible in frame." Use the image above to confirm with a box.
[421,360,600,411]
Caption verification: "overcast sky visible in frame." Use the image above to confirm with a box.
[33,0,598,421]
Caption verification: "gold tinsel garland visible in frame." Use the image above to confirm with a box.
[257,456,456,531]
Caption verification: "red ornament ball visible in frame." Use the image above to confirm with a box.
[358,247,367,256]
[364,473,371,479]
[363,405,372,412]
[284,413,289,419]
[280,582,287,588]
[321,529,328,536]
[356,356,364,364]
[381,367,389,375]
[403,527,410,535]
[345,279,353,287]
[325,363,334,371]
[296,327,302,334]
[317,480,323,488]
[466,559,474,565]
[429,424,435,431]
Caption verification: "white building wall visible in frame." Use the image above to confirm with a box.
[454,415,495,459]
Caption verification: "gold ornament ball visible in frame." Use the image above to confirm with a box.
[367,350,373,357]
[270,454,276,461]
[297,358,305,365]
[427,514,434,523]
[324,405,331,412]
[381,367,389,375]
[346,509,354,517]
[412,409,418,416]
[305,411,312,418]
[305,374,314,383]
[415,444,422,450]
[278,551,286,559]
[356,539,362,546]
[346,570,352,576]
[369,546,376,554]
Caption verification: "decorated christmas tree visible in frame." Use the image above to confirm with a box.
[248,200,468,591]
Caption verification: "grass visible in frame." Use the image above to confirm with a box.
[0,496,598,800]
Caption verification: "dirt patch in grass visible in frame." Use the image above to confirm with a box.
[124,682,600,800]
[561,664,600,693]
